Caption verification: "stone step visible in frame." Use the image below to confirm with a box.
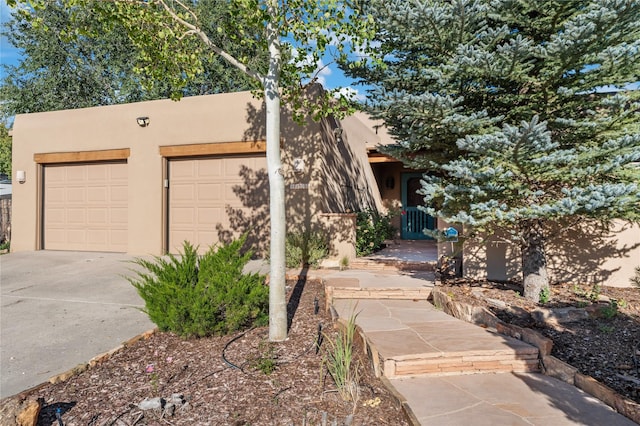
[327,286,432,301]
[331,298,540,381]
[349,259,437,272]
[381,348,540,379]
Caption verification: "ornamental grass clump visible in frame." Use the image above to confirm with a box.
[128,236,268,338]
[323,311,361,406]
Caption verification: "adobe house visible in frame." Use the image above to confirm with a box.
[11,91,639,287]
[10,91,385,259]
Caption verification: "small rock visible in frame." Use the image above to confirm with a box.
[485,298,507,309]
[597,295,611,304]
[616,364,633,370]
[17,399,42,426]
[138,397,164,411]
[170,393,184,405]
[164,403,175,417]
[0,396,43,426]
[532,307,588,324]
[471,289,484,299]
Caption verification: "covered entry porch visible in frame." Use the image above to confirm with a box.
[350,239,439,271]
[369,154,436,241]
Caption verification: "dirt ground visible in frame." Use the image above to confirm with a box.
[437,278,640,404]
[29,278,410,426]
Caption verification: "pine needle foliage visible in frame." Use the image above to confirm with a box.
[346,0,640,301]
[128,236,268,338]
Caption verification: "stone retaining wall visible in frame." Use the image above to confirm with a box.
[430,286,640,424]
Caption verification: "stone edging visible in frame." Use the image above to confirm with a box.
[379,376,422,426]
[331,312,419,426]
[0,328,158,425]
[430,286,640,424]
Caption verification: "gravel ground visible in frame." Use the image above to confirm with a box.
[28,278,410,425]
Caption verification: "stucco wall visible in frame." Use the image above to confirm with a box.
[11,91,379,257]
[463,221,640,288]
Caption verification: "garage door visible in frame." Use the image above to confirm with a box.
[43,162,128,252]
[168,156,267,253]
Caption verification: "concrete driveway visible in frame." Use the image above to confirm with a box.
[0,251,154,398]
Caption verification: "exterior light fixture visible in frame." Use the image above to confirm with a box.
[16,170,26,184]
[136,116,150,127]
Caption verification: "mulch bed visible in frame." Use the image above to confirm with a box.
[437,278,640,404]
[27,277,409,425]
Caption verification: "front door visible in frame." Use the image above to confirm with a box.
[401,173,435,239]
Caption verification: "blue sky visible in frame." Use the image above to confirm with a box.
[0,1,18,80]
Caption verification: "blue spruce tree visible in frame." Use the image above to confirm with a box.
[346,0,640,301]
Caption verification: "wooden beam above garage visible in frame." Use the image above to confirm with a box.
[159,141,267,158]
[34,148,131,164]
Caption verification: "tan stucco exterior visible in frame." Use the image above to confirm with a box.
[11,90,639,287]
[462,221,640,287]
[11,91,382,257]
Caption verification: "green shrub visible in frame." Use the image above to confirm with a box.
[539,286,550,304]
[356,209,396,257]
[128,237,268,338]
[249,340,278,375]
[631,266,640,288]
[600,302,619,319]
[285,231,328,268]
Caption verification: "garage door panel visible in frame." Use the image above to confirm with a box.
[65,167,86,181]
[170,160,196,178]
[171,207,195,224]
[46,167,66,181]
[198,161,222,177]
[110,185,128,201]
[197,207,224,224]
[44,162,128,252]
[87,208,108,225]
[111,208,128,224]
[45,208,65,224]
[88,187,108,202]
[170,231,196,248]
[67,229,86,243]
[223,183,242,204]
[168,156,266,253]
[171,184,195,200]
[223,157,247,175]
[87,230,108,245]
[67,209,86,224]
[67,188,87,203]
[197,183,223,201]
[87,165,107,180]
[46,187,65,200]
[110,165,128,180]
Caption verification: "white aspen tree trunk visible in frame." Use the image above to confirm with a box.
[265,1,287,342]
